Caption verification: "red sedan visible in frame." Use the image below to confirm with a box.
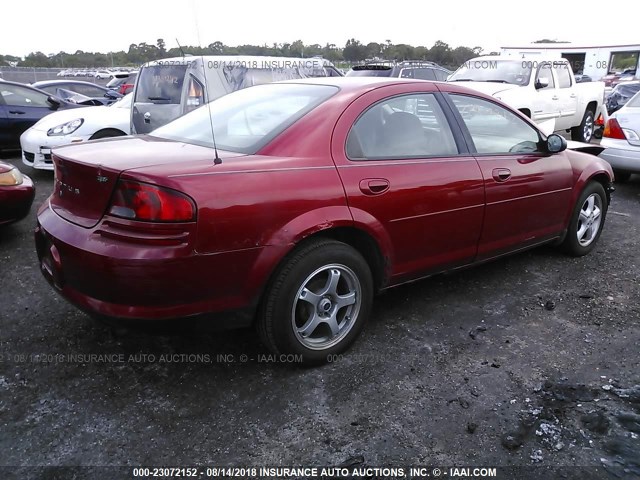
[36,78,614,363]
[0,161,35,226]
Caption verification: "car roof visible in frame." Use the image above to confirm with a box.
[32,80,107,88]
[0,79,50,92]
[279,76,444,89]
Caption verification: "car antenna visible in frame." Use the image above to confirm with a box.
[176,38,186,58]
[189,1,222,165]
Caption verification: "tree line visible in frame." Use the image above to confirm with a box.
[1,39,485,70]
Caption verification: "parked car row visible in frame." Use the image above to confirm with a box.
[57,68,138,79]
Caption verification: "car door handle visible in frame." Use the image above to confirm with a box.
[551,96,559,101]
[569,94,577,98]
[9,110,26,114]
[359,178,389,195]
[492,168,511,182]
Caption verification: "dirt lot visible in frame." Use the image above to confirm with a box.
[0,153,638,480]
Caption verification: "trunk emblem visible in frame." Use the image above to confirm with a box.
[96,165,108,183]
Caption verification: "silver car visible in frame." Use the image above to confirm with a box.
[600,90,640,182]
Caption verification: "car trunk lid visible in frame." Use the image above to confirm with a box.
[49,136,242,228]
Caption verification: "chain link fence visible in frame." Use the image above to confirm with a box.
[0,67,106,85]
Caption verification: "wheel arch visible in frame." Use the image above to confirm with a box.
[565,170,614,226]
[89,128,127,140]
[246,225,391,326]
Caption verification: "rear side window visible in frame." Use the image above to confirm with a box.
[135,65,187,104]
[554,64,572,88]
[347,93,458,159]
[536,63,555,90]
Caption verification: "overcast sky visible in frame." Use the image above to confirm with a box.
[3,0,640,57]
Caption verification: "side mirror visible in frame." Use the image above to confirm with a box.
[535,77,550,90]
[104,89,120,99]
[46,95,61,110]
[547,134,567,153]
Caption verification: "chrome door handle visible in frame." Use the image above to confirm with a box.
[492,168,511,182]
[359,178,390,195]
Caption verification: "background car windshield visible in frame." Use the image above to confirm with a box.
[111,93,132,109]
[151,83,338,153]
[449,60,532,85]
[627,91,640,108]
[135,65,187,104]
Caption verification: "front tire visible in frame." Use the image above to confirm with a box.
[571,109,595,143]
[561,182,608,256]
[258,239,373,364]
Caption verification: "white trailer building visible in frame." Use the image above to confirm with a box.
[500,44,640,81]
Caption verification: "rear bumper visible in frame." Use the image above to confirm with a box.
[0,175,35,226]
[35,203,265,326]
[599,145,640,173]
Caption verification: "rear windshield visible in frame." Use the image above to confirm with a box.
[347,66,393,77]
[107,73,137,88]
[150,83,338,154]
[135,65,187,104]
[618,83,640,97]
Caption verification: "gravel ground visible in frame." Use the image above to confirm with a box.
[0,153,638,480]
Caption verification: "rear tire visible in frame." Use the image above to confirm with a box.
[571,109,595,143]
[258,239,373,365]
[613,170,631,183]
[561,182,608,256]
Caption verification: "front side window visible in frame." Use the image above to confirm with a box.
[450,94,542,154]
[346,93,458,159]
[0,85,50,107]
[151,83,338,154]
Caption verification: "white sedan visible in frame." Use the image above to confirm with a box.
[21,94,131,171]
[94,70,114,79]
[600,90,640,182]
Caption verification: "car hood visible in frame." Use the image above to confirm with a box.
[449,81,520,97]
[30,105,121,131]
[566,140,605,156]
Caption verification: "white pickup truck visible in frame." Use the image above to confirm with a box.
[448,56,606,143]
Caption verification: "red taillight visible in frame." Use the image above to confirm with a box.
[595,114,604,126]
[603,118,626,139]
[108,180,196,222]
